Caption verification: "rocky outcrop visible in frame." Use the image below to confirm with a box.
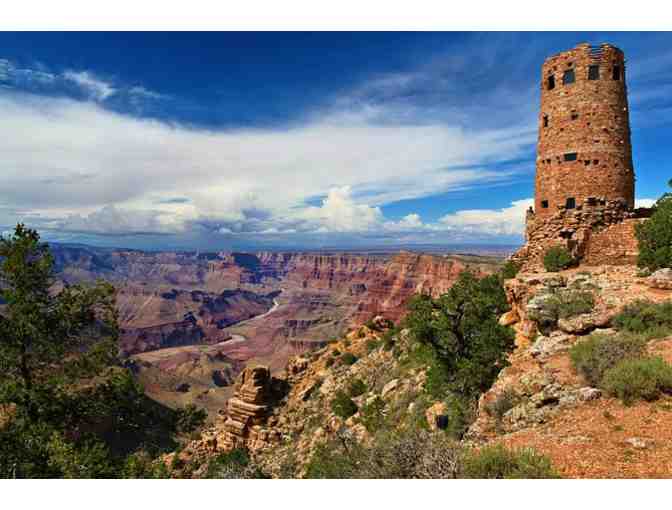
[218,366,281,452]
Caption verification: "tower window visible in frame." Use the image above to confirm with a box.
[541,200,549,209]
[547,75,555,90]
[587,197,597,206]
[563,69,575,85]
[543,115,549,127]
[571,112,579,120]
[564,152,578,162]
[588,65,600,80]
[613,65,621,81]
[566,197,576,209]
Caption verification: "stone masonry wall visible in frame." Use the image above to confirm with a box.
[582,219,642,266]
[512,198,650,271]
[535,43,634,217]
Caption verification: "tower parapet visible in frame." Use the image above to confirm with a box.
[535,43,634,217]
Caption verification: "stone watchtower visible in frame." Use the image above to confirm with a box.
[534,43,635,217]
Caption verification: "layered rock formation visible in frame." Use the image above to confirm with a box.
[218,366,281,451]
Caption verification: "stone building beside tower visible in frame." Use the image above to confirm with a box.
[513,43,651,270]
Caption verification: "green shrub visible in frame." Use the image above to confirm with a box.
[365,339,379,353]
[304,441,360,479]
[404,272,514,401]
[555,290,595,319]
[205,448,268,479]
[175,404,207,434]
[341,352,358,366]
[442,394,476,439]
[543,246,574,272]
[501,260,522,280]
[364,318,381,332]
[613,300,672,337]
[348,378,367,397]
[603,357,672,405]
[636,180,672,270]
[569,333,646,387]
[330,390,358,419]
[358,396,387,433]
[381,329,398,351]
[461,444,559,479]
[332,349,341,357]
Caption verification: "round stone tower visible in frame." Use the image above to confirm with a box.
[534,43,635,218]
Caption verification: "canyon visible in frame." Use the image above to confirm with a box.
[52,244,504,416]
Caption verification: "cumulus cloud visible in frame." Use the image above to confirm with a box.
[437,198,534,236]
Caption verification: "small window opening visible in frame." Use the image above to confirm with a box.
[593,159,599,165]
[547,75,556,90]
[584,160,591,166]
[571,112,579,120]
[541,200,549,209]
[587,197,597,206]
[543,115,549,127]
[588,65,600,80]
[613,65,621,81]
[566,197,576,209]
[564,152,578,162]
[563,69,575,85]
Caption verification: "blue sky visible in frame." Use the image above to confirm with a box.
[0,31,670,251]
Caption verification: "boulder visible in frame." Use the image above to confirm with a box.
[557,312,611,334]
[578,387,602,402]
[647,268,672,290]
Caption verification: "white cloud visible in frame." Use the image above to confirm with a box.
[299,186,383,232]
[636,198,657,208]
[63,70,116,101]
[437,198,534,236]
[0,91,535,237]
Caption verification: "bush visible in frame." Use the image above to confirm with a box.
[404,271,514,401]
[358,396,386,433]
[341,352,358,366]
[204,448,268,479]
[501,260,521,280]
[613,300,672,338]
[332,349,341,357]
[442,394,476,439]
[365,339,379,353]
[543,246,574,272]
[348,379,367,397]
[555,290,595,319]
[381,329,397,351]
[175,404,207,434]
[305,429,462,479]
[330,390,358,419]
[603,357,672,405]
[569,333,646,387]
[461,444,559,479]
[636,180,672,270]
